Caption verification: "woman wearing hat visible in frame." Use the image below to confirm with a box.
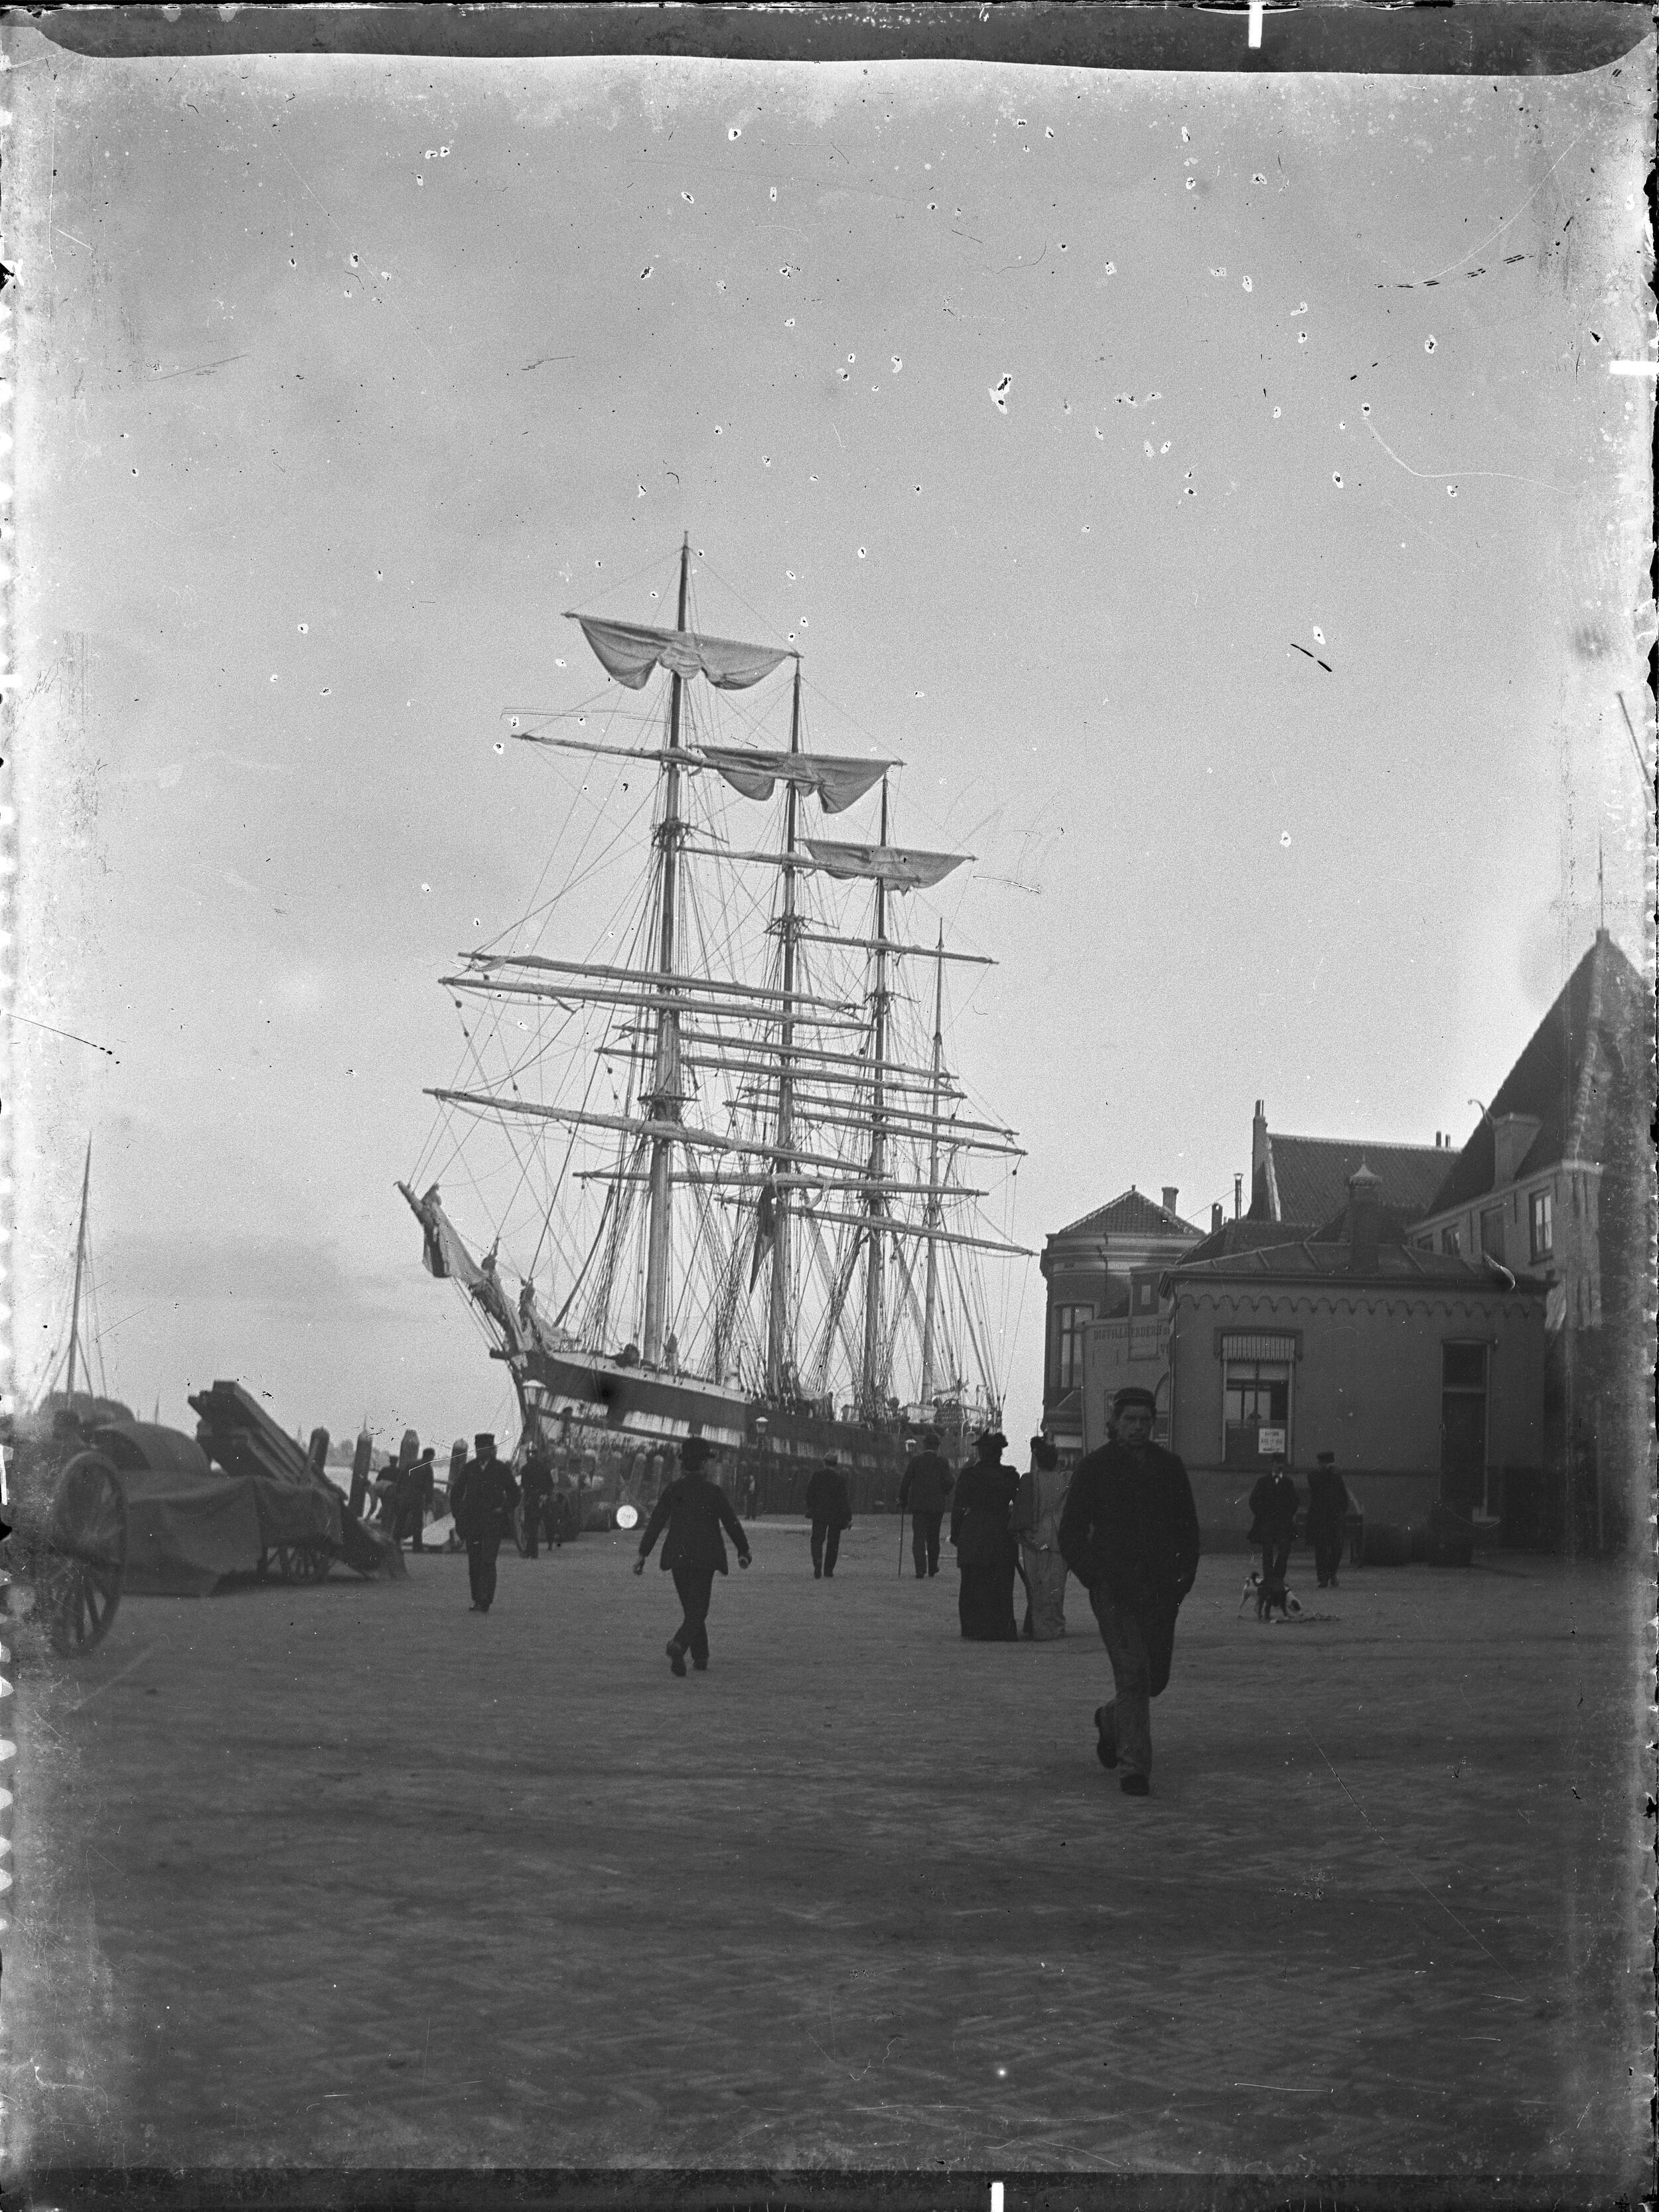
[632,1434,751,1674]
[949,1430,1021,1641]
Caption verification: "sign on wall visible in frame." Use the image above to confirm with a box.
[1257,1428,1287,1455]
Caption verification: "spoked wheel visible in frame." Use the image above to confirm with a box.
[511,1502,531,1558]
[38,1451,127,1659]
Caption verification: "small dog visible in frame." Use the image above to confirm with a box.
[1238,1570,1303,1621]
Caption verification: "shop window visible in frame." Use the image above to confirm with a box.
[1529,1188,1553,1261]
[1223,1359,1291,1467]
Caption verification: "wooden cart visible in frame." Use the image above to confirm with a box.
[1,1445,129,1658]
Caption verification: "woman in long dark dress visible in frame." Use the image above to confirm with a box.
[950,1430,1021,1640]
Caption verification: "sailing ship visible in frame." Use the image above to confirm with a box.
[399,537,1029,1485]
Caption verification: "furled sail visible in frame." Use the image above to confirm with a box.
[399,1181,484,1288]
[803,840,972,891]
[571,615,793,693]
[699,748,893,816]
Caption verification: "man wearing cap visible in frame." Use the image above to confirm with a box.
[950,1430,1021,1640]
[1305,1451,1350,1590]
[1058,1385,1200,1796]
[804,1451,853,1580]
[899,1431,955,1580]
[632,1435,752,1674]
[450,1433,520,1614]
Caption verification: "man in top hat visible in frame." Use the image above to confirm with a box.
[804,1450,853,1580]
[899,1430,955,1580]
[1304,1450,1349,1589]
[633,1434,751,1674]
[1058,1384,1200,1797]
[449,1433,520,1614]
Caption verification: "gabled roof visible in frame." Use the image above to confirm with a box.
[1424,930,1652,1217]
[1052,1188,1204,1241]
[1171,1240,1546,1293]
[1249,1136,1447,1227]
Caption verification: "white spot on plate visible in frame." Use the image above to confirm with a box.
[857,546,867,558]
[1104,260,1116,276]
[1332,473,1342,486]
[891,355,902,372]
[1280,832,1292,848]
[1242,276,1253,292]
[1425,336,1436,353]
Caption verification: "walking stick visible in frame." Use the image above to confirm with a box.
[898,1507,906,1578]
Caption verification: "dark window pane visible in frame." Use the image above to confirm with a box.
[1443,1342,1486,1390]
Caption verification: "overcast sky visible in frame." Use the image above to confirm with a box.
[9,35,1653,1453]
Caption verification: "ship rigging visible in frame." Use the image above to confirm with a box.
[401,537,1029,1473]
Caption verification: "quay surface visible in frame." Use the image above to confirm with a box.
[5,1519,1648,2196]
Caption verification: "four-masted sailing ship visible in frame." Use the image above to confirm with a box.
[401,537,1028,1482]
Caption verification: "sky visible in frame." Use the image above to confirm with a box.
[7,33,1654,1454]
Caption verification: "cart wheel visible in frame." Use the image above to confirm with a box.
[511,1502,530,1558]
[38,1451,127,1659]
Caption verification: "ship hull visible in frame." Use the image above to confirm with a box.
[504,1345,991,1487]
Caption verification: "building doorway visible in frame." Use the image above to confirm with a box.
[1441,1341,1488,1513]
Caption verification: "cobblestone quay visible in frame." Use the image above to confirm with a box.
[6,1517,1648,2197]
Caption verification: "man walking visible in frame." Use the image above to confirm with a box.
[804,1451,853,1579]
[1305,1451,1349,1589]
[449,1432,520,1614]
[1058,1385,1200,1797]
[1247,1460,1301,1619]
[633,1434,751,1673]
[898,1431,954,1579]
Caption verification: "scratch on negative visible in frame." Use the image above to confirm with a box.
[1303,1722,1516,1980]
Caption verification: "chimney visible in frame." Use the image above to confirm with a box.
[1211,1203,1224,1234]
[1233,1173,1242,1220]
[1252,1099,1271,1217]
[1162,1185,1179,1215]
[1346,1163,1383,1273]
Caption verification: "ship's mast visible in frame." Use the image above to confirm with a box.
[766,665,803,1396]
[859,780,891,1420]
[64,1137,92,1410]
[641,534,691,1364]
[919,926,946,1407]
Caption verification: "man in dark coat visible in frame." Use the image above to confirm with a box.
[520,1446,553,1559]
[950,1430,1021,1641]
[1305,1451,1348,1589]
[1247,1462,1301,1620]
[449,1432,520,1614]
[632,1434,751,1674]
[1058,1386,1200,1796]
[804,1451,852,1579]
[399,1447,437,1552]
[899,1431,955,1580]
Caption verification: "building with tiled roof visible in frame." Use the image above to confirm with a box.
[1039,1183,1204,1461]
[1248,1103,1453,1227]
[1135,1164,1551,1548]
[1409,929,1652,1551]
